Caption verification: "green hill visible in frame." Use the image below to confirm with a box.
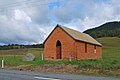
[84,21,120,38]
[97,37,120,47]
[97,37,120,64]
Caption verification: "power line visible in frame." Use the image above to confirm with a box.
[0,0,65,11]
[0,0,47,10]
[0,0,48,7]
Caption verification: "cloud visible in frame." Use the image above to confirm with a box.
[52,0,120,31]
[0,0,53,44]
[52,0,85,23]
[14,9,32,22]
[0,9,51,44]
[24,5,51,24]
[0,14,51,44]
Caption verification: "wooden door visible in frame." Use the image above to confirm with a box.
[56,46,61,59]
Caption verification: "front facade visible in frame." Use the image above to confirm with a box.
[44,25,102,60]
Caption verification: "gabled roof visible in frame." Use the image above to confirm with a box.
[43,24,102,46]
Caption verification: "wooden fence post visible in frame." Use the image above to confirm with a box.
[2,60,4,69]
[41,53,44,60]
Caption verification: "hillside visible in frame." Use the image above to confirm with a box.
[97,37,120,65]
[97,37,120,47]
[84,21,120,38]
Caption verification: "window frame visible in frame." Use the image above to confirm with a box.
[94,45,96,54]
[85,43,87,53]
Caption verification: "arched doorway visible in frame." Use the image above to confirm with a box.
[56,40,62,59]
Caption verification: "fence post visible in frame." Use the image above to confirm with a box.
[2,60,4,69]
[41,53,44,60]
[69,53,72,62]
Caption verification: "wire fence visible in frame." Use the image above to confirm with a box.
[0,48,44,68]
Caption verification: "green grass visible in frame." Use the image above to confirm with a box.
[0,48,44,66]
[0,46,119,70]
[97,37,120,67]
[96,37,120,47]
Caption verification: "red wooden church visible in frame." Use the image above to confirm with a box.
[44,25,102,60]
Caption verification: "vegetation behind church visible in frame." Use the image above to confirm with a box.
[0,44,43,50]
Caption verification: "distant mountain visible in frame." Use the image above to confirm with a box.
[83,21,120,38]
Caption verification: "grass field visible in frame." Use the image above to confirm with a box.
[97,37,120,67]
[0,37,120,77]
[0,48,44,66]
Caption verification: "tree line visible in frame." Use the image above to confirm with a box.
[0,44,44,50]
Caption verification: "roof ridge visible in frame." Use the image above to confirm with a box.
[59,25,90,36]
[59,25,102,46]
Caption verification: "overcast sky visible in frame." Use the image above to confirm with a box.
[0,0,120,45]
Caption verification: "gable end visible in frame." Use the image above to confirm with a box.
[43,24,76,44]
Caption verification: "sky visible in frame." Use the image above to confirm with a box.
[0,0,120,45]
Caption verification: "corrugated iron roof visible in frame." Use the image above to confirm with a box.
[59,25,102,46]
